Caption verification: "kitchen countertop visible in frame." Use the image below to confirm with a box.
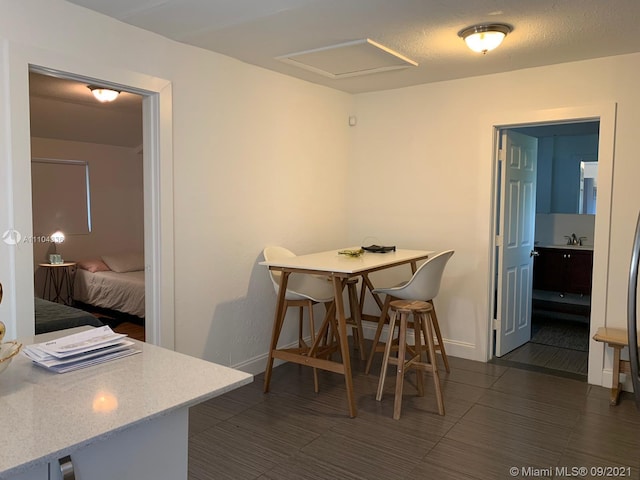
[0,327,253,478]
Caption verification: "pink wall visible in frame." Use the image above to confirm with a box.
[31,138,144,274]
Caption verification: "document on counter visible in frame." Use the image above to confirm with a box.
[23,326,140,373]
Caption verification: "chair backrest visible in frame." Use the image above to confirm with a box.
[394,250,454,302]
[262,246,334,302]
[263,246,296,292]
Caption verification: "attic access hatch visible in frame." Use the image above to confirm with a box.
[276,39,417,79]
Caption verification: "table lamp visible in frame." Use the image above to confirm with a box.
[49,230,65,264]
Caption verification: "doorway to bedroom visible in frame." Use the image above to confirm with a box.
[29,71,146,342]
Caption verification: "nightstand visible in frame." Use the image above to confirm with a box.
[39,262,77,305]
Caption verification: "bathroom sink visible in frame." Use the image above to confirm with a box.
[546,244,594,250]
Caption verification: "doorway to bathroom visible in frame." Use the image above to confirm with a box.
[493,121,600,379]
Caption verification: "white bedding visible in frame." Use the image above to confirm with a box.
[74,269,145,318]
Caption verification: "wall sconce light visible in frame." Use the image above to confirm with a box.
[458,23,512,54]
[87,85,120,102]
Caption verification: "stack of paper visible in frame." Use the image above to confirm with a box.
[23,326,140,373]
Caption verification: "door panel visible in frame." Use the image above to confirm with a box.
[496,130,538,356]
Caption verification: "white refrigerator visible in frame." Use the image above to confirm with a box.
[627,215,640,408]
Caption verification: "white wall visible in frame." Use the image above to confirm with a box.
[171,69,353,367]
[535,214,595,247]
[0,1,353,369]
[350,53,640,385]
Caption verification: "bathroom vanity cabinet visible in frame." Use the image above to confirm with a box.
[533,246,593,295]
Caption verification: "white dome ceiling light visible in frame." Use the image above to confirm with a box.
[458,24,513,54]
[87,85,120,102]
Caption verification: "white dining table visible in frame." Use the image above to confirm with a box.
[260,247,433,417]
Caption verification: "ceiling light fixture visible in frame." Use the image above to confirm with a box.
[458,23,512,54]
[87,85,120,102]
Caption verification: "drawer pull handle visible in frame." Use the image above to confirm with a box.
[59,455,76,480]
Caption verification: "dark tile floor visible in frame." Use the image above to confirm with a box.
[496,342,588,378]
[188,349,640,480]
[497,310,590,378]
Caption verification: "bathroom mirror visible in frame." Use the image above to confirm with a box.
[534,131,599,215]
[579,161,598,215]
[515,121,599,215]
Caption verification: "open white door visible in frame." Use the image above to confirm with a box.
[495,130,538,356]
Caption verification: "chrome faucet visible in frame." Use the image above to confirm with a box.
[565,233,580,245]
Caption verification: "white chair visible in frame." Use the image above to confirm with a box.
[263,246,336,392]
[365,250,454,375]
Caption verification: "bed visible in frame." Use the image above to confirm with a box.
[34,297,104,334]
[74,268,145,318]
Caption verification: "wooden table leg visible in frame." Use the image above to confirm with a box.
[365,295,391,375]
[264,271,290,393]
[332,276,357,418]
[347,280,366,360]
[360,273,384,313]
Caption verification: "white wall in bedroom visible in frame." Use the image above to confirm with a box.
[30,137,144,267]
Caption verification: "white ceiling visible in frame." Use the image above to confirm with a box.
[66,0,640,94]
[29,72,143,148]
[32,0,639,146]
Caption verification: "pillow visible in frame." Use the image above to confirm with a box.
[101,252,145,273]
[77,258,111,273]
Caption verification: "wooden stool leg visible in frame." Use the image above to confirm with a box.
[376,309,398,401]
[413,312,425,397]
[307,302,320,394]
[366,295,391,375]
[429,301,450,373]
[264,282,291,393]
[393,311,409,420]
[298,306,304,347]
[423,310,445,415]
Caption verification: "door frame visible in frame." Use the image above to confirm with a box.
[0,42,175,349]
[486,103,617,387]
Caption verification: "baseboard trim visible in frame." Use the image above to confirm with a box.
[599,368,634,392]
[233,326,479,375]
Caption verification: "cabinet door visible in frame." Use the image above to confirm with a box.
[533,248,565,292]
[565,250,593,295]
[5,464,48,480]
[49,408,188,480]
